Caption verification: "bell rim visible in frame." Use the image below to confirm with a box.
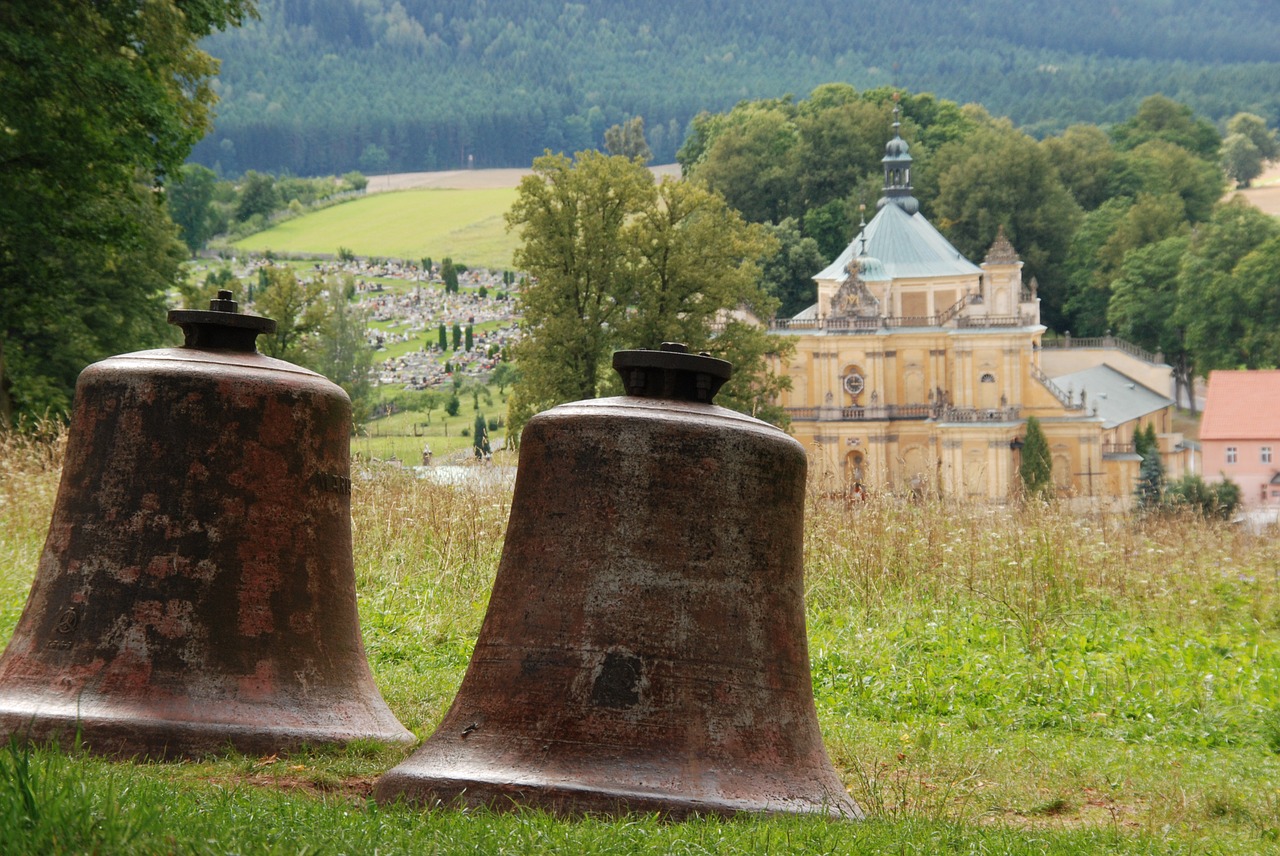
[373,765,862,820]
[0,704,415,760]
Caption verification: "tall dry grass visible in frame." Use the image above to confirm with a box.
[3,430,1279,846]
[0,424,66,629]
[806,489,1280,637]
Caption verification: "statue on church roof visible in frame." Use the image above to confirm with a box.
[830,233,887,318]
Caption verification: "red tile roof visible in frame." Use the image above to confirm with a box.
[1200,370,1280,440]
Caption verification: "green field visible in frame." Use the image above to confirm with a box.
[358,386,512,463]
[231,188,521,269]
[4,430,1280,853]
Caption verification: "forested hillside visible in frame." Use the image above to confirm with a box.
[193,0,1280,176]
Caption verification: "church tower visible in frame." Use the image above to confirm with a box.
[877,102,919,215]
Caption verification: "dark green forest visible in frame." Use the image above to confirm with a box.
[194,0,1280,176]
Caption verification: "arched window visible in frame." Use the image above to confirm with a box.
[845,450,865,482]
[980,373,996,383]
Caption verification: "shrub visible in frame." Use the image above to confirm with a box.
[1165,473,1242,519]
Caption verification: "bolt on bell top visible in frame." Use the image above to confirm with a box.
[375,343,861,819]
[0,292,413,758]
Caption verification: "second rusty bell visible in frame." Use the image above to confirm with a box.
[376,344,860,818]
[0,292,413,758]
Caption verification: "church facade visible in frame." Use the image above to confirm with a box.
[766,113,1192,501]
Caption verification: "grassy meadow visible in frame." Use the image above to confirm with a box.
[3,427,1280,854]
[230,187,521,270]
[358,389,513,464]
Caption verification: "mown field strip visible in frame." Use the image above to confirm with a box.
[232,187,521,269]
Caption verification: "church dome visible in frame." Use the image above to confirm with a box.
[852,252,890,282]
[883,134,910,160]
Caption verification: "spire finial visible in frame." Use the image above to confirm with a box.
[876,95,919,215]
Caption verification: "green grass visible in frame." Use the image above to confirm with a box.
[359,385,511,462]
[230,188,520,269]
[3,429,1280,853]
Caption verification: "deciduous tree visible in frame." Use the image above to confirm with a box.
[1165,473,1241,519]
[603,116,652,163]
[1063,192,1188,335]
[621,178,777,350]
[310,276,374,422]
[253,266,328,362]
[685,100,800,224]
[235,171,281,223]
[1107,235,1197,409]
[760,218,827,318]
[1221,133,1264,189]
[506,150,789,436]
[1110,95,1221,160]
[358,143,390,175]
[1219,235,1280,371]
[1226,112,1279,162]
[505,151,653,429]
[1112,139,1224,224]
[1176,198,1280,376]
[928,118,1082,329]
[168,164,221,254]
[1041,124,1118,211]
[0,0,255,423]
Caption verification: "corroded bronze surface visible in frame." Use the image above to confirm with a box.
[0,297,412,757]
[376,346,859,818]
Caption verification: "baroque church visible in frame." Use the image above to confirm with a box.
[766,110,1194,501]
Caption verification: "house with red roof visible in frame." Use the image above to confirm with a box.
[1200,370,1280,507]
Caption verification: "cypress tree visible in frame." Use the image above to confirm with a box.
[1135,423,1165,509]
[473,411,490,457]
[441,257,458,293]
[1019,415,1053,497]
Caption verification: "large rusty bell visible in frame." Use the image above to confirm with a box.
[0,291,413,757]
[375,343,859,818]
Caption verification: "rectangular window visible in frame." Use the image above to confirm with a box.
[1226,446,1237,464]
[1263,446,1273,464]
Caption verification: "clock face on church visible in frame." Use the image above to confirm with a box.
[843,372,865,397]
